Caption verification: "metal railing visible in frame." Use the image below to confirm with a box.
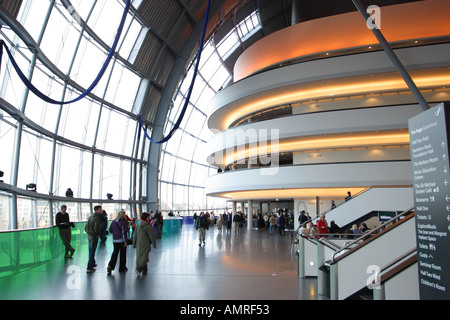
[330,207,415,263]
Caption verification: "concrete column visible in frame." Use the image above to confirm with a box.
[247,200,253,230]
[317,242,326,296]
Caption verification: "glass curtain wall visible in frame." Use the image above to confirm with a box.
[159,10,262,216]
[0,0,148,230]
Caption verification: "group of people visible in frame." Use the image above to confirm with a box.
[56,205,163,277]
[297,209,370,239]
[261,212,288,236]
[193,211,246,246]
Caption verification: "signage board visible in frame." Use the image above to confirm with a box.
[409,102,450,299]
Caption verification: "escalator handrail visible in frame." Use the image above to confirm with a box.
[330,206,415,263]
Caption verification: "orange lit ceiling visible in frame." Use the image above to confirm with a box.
[221,129,410,165]
[213,187,367,200]
[211,67,450,131]
[234,0,450,81]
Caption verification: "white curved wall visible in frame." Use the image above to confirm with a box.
[207,104,422,157]
[205,161,412,198]
[208,43,450,131]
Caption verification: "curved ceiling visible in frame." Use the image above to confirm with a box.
[131,0,420,125]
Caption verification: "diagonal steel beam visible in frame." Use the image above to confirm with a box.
[352,0,429,111]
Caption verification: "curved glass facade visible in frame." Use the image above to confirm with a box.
[158,10,262,216]
[0,0,261,230]
[0,0,148,229]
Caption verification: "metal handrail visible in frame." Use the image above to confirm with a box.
[321,187,372,216]
[330,207,415,263]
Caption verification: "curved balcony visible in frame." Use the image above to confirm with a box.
[208,43,450,132]
[233,0,450,81]
[205,161,412,200]
[207,104,421,165]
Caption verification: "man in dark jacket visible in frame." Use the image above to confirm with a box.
[55,205,75,258]
[195,212,209,246]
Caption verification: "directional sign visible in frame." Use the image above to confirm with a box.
[409,102,450,299]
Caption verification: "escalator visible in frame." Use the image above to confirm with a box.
[327,209,416,300]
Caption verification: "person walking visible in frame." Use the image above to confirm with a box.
[278,213,286,236]
[233,212,241,233]
[269,213,277,235]
[217,213,223,232]
[99,210,108,244]
[55,205,75,258]
[85,205,102,273]
[195,212,209,246]
[133,212,156,276]
[107,210,129,274]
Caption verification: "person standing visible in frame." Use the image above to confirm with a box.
[263,213,269,231]
[85,205,102,273]
[227,212,232,232]
[55,205,75,258]
[99,210,108,244]
[298,210,308,226]
[133,212,156,276]
[317,213,329,237]
[233,212,241,233]
[269,213,277,235]
[107,210,129,274]
[278,213,286,236]
[217,214,223,232]
[195,212,209,246]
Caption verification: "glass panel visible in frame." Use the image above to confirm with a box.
[59,97,101,146]
[159,152,172,182]
[19,1,49,42]
[36,199,51,228]
[100,155,121,200]
[17,129,50,194]
[217,30,239,60]
[120,159,132,200]
[79,150,93,199]
[97,107,131,154]
[104,61,141,112]
[173,157,190,186]
[0,193,11,230]
[39,3,80,74]
[0,42,32,108]
[55,144,82,197]
[184,109,206,138]
[200,51,221,83]
[69,34,110,96]
[118,19,143,61]
[88,0,124,45]
[17,196,33,229]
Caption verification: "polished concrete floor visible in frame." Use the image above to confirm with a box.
[0,224,326,300]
